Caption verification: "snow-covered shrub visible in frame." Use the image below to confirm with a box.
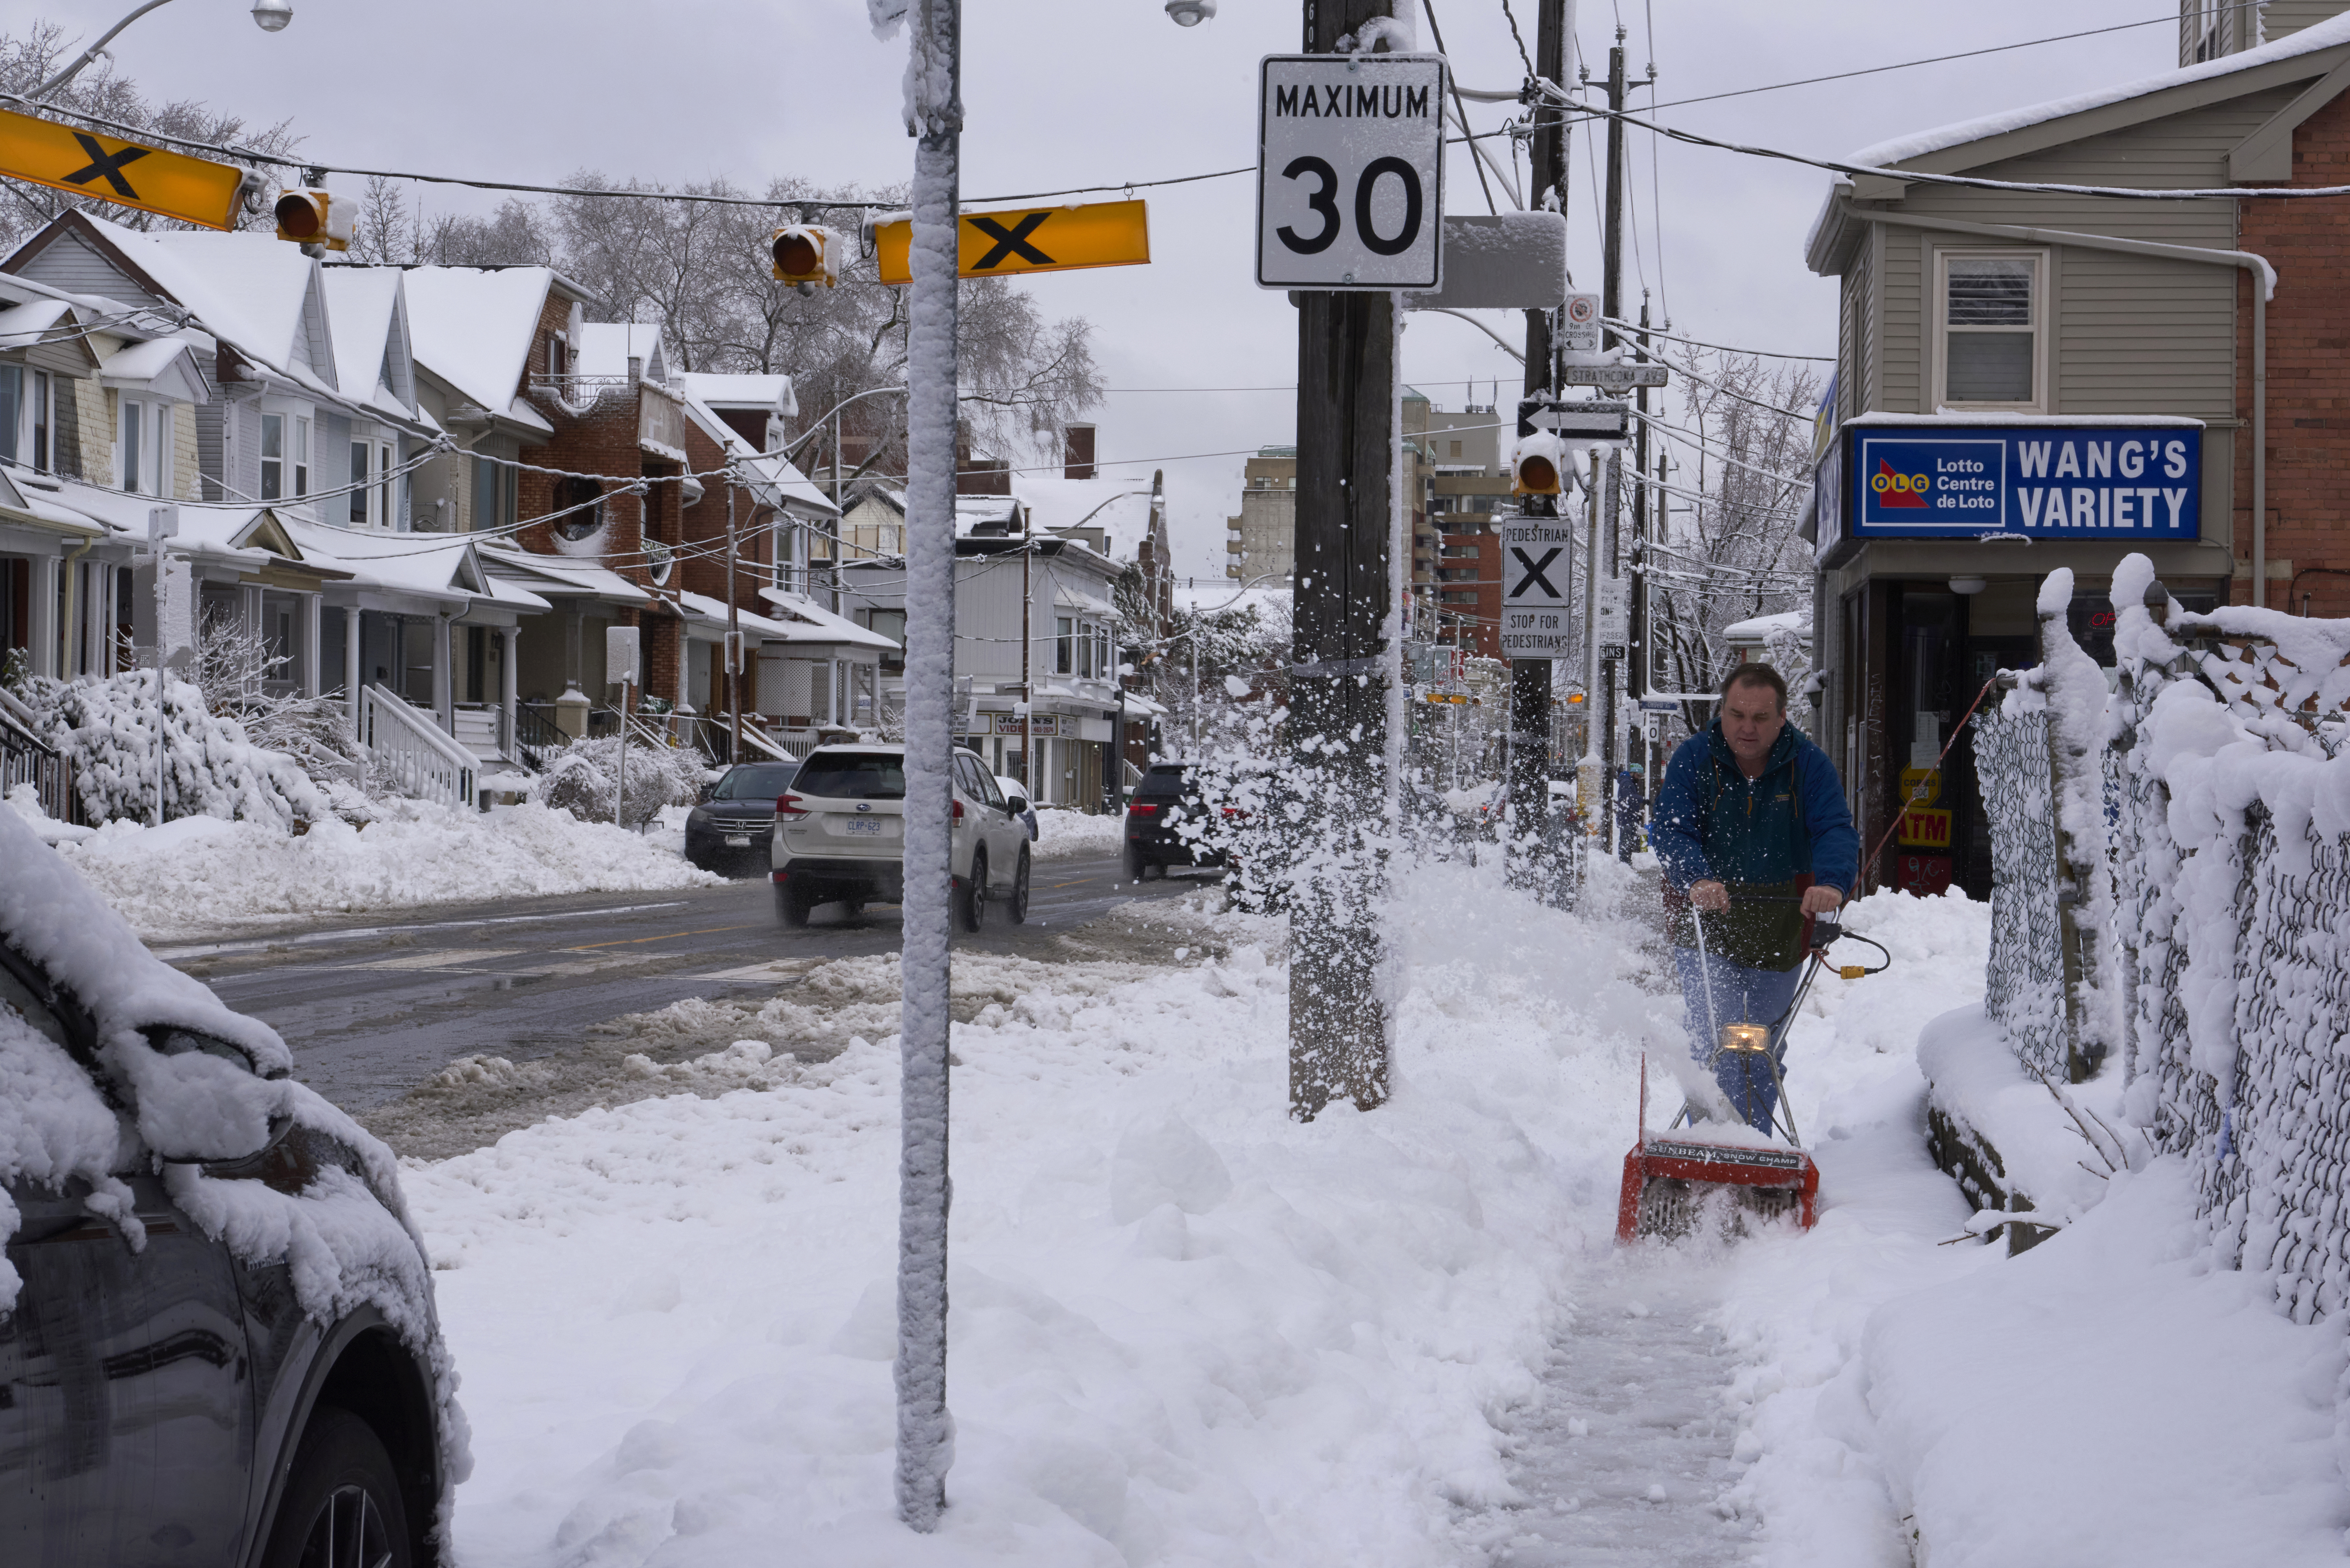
[532,737,704,830]
[194,606,366,784]
[26,667,331,828]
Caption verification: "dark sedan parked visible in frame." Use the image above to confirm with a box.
[2,806,462,1567]
[684,760,800,874]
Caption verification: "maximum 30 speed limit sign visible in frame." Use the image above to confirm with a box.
[1257,54,1447,291]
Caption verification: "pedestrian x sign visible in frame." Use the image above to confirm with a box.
[875,198,1151,284]
[0,106,249,229]
[1500,519,1577,660]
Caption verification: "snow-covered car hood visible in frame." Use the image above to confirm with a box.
[0,803,472,1513]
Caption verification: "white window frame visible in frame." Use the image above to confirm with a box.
[259,399,317,508]
[348,432,374,526]
[1933,248,2047,415]
[260,411,284,501]
[118,395,168,495]
[28,369,49,473]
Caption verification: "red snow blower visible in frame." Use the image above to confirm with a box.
[1616,911,1886,1242]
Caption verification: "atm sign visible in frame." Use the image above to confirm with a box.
[1897,806,1952,849]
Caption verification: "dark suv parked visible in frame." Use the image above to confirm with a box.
[1122,762,1231,881]
[683,759,800,874]
[1,808,461,1567]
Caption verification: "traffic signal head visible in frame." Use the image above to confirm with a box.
[1510,432,1564,496]
[771,225,840,286]
[274,190,351,251]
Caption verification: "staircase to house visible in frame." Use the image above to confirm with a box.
[359,685,480,811]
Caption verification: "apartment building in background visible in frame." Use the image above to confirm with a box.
[1224,446,1296,584]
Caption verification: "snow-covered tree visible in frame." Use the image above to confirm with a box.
[1639,352,1822,748]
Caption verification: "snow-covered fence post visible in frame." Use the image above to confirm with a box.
[2034,569,2116,1081]
[872,0,960,1532]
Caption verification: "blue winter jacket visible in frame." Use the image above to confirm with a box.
[1651,720,1858,897]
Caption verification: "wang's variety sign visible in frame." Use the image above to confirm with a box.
[1840,425,2200,543]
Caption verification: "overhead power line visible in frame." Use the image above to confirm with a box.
[1647,3,2269,111]
[1599,316,1833,363]
[1552,90,2350,205]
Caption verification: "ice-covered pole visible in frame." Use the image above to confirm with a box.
[876,0,960,1533]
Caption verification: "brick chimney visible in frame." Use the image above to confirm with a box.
[1065,422,1096,480]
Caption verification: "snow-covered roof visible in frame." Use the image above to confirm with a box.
[677,371,796,416]
[78,215,324,384]
[318,268,413,420]
[670,388,838,519]
[96,333,211,403]
[675,589,800,642]
[1722,610,1811,645]
[402,266,556,428]
[574,322,666,383]
[276,517,536,608]
[477,539,653,606]
[0,296,73,350]
[1850,14,2350,168]
[955,495,1025,535]
[1014,475,1157,561]
[754,586,900,650]
[1175,581,1290,618]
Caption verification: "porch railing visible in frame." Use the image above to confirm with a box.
[515,702,570,767]
[359,685,479,811]
[0,701,75,823]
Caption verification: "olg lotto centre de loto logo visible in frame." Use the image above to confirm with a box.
[1872,459,1929,509]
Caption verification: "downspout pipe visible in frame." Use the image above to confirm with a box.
[1850,207,2271,606]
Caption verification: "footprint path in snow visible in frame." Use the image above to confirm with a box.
[1462,1251,1756,1565]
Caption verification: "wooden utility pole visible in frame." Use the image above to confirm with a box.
[1507,0,1572,889]
[1289,0,1398,1121]
[1597,26,1627,855]
[1627,295,1650,825]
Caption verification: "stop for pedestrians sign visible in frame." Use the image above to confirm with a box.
[1257,54,1448,291]
[1500,519,1576,659]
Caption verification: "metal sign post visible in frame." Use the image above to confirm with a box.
[146,504,175,827]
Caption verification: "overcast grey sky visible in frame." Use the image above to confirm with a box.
[0,0,2174,572]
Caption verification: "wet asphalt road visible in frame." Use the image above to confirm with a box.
[159,851,1215,1112]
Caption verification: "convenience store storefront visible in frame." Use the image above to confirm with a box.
[1807,415,2231,899]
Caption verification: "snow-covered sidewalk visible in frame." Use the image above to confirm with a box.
[389,854,2347,1565]
[12,795,716,941]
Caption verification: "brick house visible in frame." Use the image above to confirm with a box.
[1801,3,2350,896]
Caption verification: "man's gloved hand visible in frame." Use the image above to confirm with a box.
[1689,879,1730,912]
[1801,884,1846,916]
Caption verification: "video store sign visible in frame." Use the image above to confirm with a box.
[1843,423,2201,544]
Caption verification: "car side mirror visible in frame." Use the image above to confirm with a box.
[697,783,717,804]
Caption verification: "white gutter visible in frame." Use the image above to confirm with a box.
[1850,208,2270,604]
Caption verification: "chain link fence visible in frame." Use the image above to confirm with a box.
[1971,702,2070,1081]
[1972,555,2350,1323]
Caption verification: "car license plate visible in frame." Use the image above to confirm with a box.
[845,818,883,836]
[725,834,752,847]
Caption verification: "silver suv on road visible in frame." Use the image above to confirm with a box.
[770,743,1032,930]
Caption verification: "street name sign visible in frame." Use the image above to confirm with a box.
[875,199,1150,284]
[1499,518,1575,659]
[1557,363,1667,390]
[0,107,246,230]
[1257,53,1447,290]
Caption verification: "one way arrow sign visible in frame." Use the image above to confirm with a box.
[875,198,1150,285]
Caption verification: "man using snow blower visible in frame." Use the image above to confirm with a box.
[1651,664,1857,1134]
